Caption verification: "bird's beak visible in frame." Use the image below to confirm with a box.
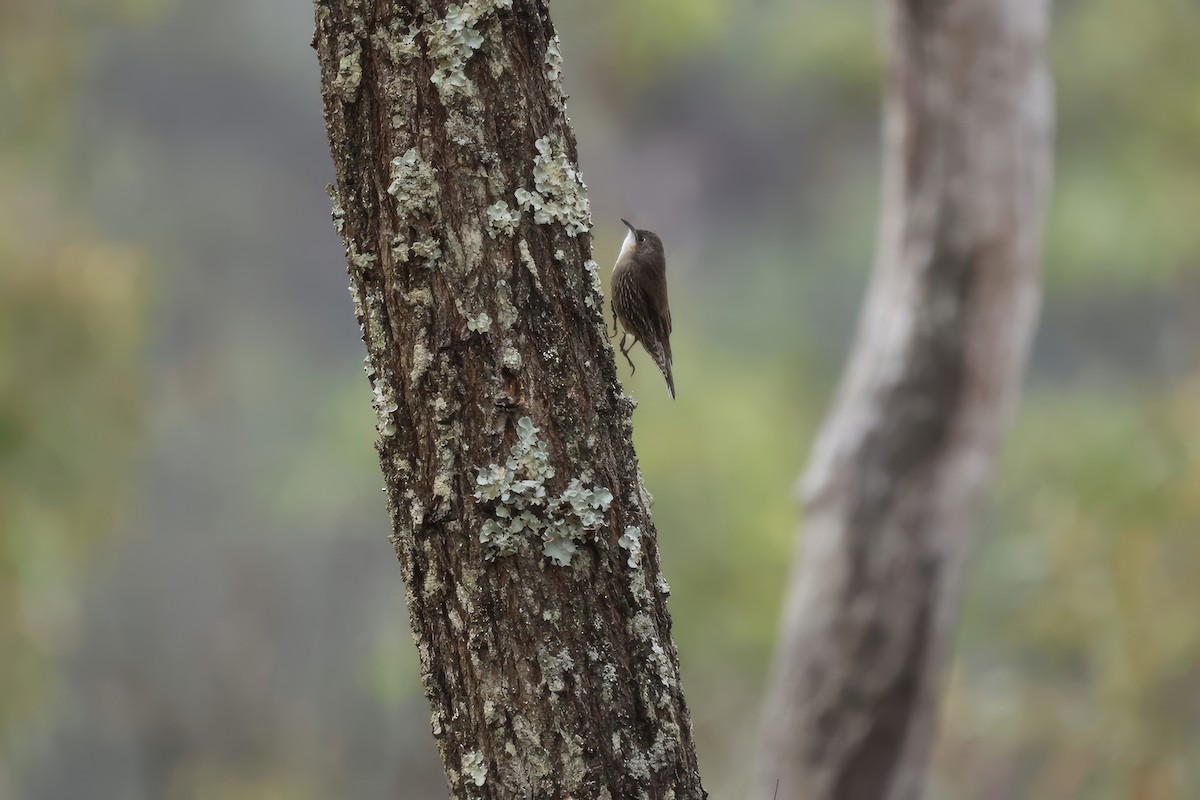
[621,218,636,234]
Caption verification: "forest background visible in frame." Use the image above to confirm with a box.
[2,0,1198,798]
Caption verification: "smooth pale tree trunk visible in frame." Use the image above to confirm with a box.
[313,2,706,798]
[758,1,1053,798]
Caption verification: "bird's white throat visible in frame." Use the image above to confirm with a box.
[617,227,637,264]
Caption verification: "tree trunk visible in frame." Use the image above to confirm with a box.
[758,1,1053,798]
[312,2,705,798]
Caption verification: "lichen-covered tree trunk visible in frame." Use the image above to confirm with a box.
[758,1,1053,798]
[312,2,705,798]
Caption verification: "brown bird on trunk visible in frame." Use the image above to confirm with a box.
[611,219,674,399]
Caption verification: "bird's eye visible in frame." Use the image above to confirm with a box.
[637,234,644,242]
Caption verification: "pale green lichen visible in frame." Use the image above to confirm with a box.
[626,750,651,782]
[411,237,442,267]
[631,611,656,642]
[540,536,576,568]
[444,108,482,149]
[433,474,453,499]
[514,136,591,237]
[332,37,363,101]
[375,21,420,63]
[620,725,679,789]
[537,646,574,694]
[485,199,520,238]
[544,35,564,87]
[407,287,433,307]
[462,750,487,786]
[583,258,603,308]
[347,241,377,274]
[391,238,410,264]
[387,148,438,217]
[371,379,399,437]
[472,417,613,565]
[427,0,512,95]
[329,196,346,235]
[618,526,642,568]
[501,343,522,371]
[649,642,675,692]
[466,311,492,333]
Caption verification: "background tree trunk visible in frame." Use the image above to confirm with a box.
[758,1,1053,798]
[313,2,705,798]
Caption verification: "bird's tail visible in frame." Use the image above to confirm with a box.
[650,343,675,400]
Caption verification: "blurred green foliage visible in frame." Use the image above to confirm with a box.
[1,0,1198,797]
[0,0,148,772]
[1049,0,1200,286]
[935,383,1200,798]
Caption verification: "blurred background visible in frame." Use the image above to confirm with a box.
[2,0,1198,797]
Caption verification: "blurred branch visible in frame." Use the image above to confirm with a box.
[758,1,1053,798]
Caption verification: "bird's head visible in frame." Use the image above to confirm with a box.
[620,218,664,263]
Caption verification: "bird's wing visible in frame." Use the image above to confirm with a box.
[641,269,672,360]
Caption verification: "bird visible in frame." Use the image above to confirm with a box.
[610,218,674,399]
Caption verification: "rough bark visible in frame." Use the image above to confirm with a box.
[758,1,1053,798]
[312,2,705,799]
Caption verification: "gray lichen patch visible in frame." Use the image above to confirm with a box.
[387,148,439,218]
[374,20,420,63]
[486,199,520,238]
[328,189,347,234]
[331,36,363,101]
[648,641,676,692]
[537,646,574,693]
[427,0,513,97]
[465,311,492,333]
[514,136,592,237]
[472,417,613,565]
[583,258,604,307]
[347,241,377,274]
[427,5,483,93]
[544,35,564,88]
[618,526,642,568]
[411,237,442,268]
[371,377,399,437]
[462,749,488,786]
[501,343,522,371]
